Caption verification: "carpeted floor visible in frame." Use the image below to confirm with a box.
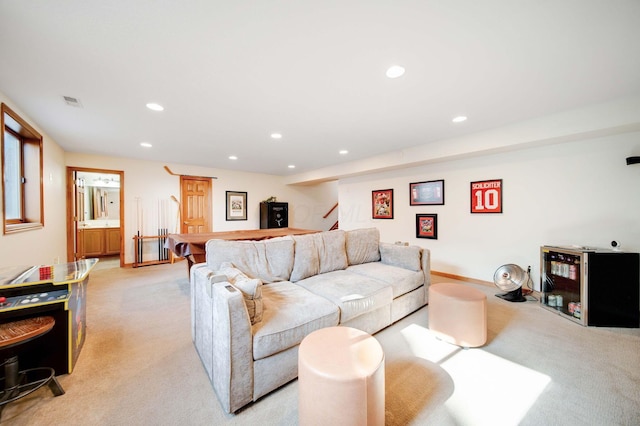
[2,261,639,425]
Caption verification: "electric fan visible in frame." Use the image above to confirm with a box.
[493,264,529,302]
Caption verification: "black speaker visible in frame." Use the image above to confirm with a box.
[260,202,288,229]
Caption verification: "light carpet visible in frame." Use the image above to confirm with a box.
[2,262,639,425]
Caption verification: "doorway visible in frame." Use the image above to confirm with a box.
[66,167,124,267]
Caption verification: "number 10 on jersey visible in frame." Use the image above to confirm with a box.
[471,179,503,213]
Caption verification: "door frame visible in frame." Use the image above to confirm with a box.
[66,167,125,267]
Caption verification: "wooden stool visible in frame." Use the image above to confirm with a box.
[428,283,487,348]
[0,316,65,419]
[298,326,385,426]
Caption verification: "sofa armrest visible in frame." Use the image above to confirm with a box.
[421,248,431,291]
[209,282,254,413]
[191,264,254,413]
[190,263,210,342]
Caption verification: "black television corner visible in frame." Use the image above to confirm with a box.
[260,202,288,229]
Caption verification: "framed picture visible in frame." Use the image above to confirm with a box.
[226,191,247,220]
[416,214,438,239]
[409,179,444,205]
[470,179,503,213]
[372,189,394,219]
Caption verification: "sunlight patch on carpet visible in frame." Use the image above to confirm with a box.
[441,350,550,425]
[400,323,459,363]
[401,323,551,425]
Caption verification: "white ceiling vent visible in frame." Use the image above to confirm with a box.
[63,96,83,107]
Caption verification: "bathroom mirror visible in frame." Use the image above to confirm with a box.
[77,172,120,222]
[85,186,120,220]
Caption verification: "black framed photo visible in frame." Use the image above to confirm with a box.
[372,189,393,219]
[410,180,444,205]
[416,214,437,239]
[226,191,247,221]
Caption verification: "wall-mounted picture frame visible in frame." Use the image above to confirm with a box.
[416,214,438,239]
[409,179,445,205]
[226,191,247,221]
[470,179,503,213]
[372,189,394,219]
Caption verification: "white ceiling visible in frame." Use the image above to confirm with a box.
[1,1,639,177]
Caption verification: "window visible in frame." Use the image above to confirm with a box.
[2,103,44,234]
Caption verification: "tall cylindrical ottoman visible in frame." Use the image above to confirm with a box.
[298,326,385,426]
[428,283,487,348]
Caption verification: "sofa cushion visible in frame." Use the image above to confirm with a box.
[206,236,294,283]
[295,270,393,323]
[252,281,340,360]
[345,228,380,265]
[379,242,421,272]
[290,230,348,282]
[216,262,263,325]
[347,263,424,298]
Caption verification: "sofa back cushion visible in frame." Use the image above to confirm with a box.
[290,230,348,282]
[290,233,320,282]
[379,242,422,271]
[317,230,348,273]
[345,228,381,265]
[206,236,294,283]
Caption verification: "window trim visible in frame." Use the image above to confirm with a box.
[2,103,44,234]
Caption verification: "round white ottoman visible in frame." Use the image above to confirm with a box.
[428,283,487,348]
[298,326,385,426]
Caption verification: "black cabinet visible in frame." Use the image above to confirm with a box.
[540,246,639,327]
[260,202,288,229]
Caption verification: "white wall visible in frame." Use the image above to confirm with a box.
[3,83,637,283]
[339,131,640,289]
[65,153,337,264]
[0,92,68,267]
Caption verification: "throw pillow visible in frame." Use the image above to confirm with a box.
[216,262,263,324]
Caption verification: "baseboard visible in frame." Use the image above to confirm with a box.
[431,270,493,287]
[432,270,541,300]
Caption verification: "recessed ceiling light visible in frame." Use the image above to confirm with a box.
[452,116,467,123]
[339,150,349,155]
[386,65,405,79]
[146,102,164,111]
[271,133,283,139]
[140,142,152,148]
[228,155,238,160]
[288,165,296,169]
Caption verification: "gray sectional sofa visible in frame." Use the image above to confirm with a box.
[189,227,430,413]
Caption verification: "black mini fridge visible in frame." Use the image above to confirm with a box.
[540,245,640,327]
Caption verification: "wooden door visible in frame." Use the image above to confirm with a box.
[76,178,85,259]
[72,170,86,260]
[180,176,212,233]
